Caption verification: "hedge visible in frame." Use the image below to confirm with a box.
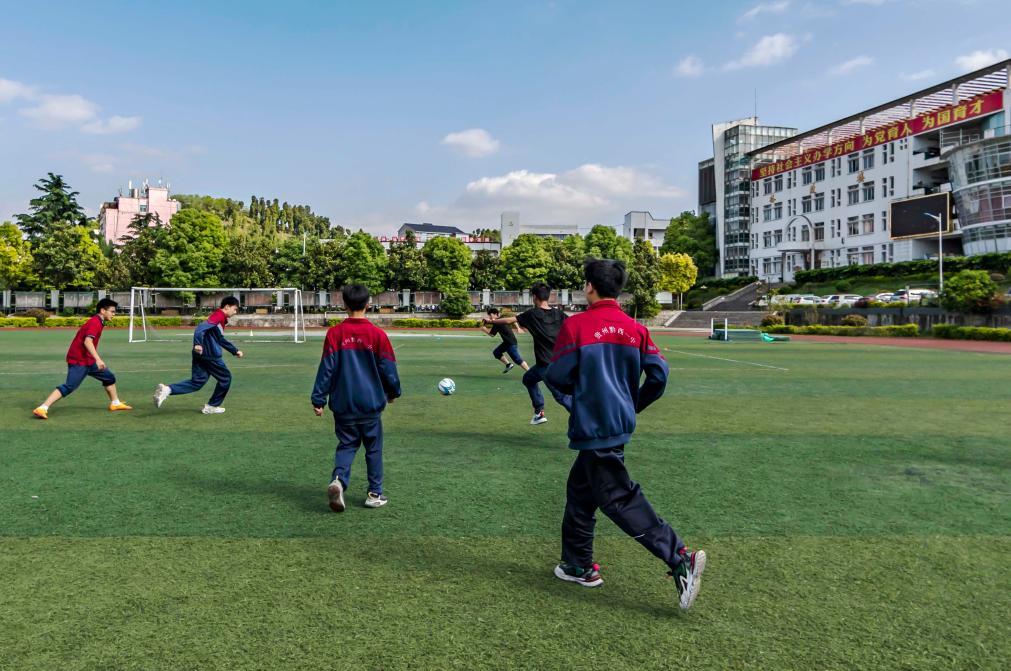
[0,317,39,327]
[794,251,1011,284]
[42,316,184,327]
[931,323,1011,342]
[765,324,919,337]
[392,318,481,328]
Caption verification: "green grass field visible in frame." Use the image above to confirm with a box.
[2,328,1009,670]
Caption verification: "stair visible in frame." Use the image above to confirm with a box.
[702,281,763,311]
[667,310,765,329]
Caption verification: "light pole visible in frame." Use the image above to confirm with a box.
[924,212,944,293]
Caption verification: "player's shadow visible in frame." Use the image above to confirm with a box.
[167,468,330,515]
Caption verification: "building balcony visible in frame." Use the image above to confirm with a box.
[912,150,945,170]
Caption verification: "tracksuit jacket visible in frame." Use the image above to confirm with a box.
[545,299,669,450]
[193,310,239,360]
[311,318,402,423]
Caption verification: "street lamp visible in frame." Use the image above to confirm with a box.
[924,212,944,293]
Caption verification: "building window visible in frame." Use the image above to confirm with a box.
[815,163,826,181]
[773,202,783,219]
[763,231,772,247]
[881,144,889,164]
[763,179,772,195]
[774,175,783,192]
[801,225,810,242]
[863,182,875,202]
[848,153,860,173]
[814,222,825,241]
[763,205,772,222]
[774,229,783,245]
[802,167,813,185]
[889,176,895,197]
[814,192,825,211]
[802,196,813,213]
[763,258,771,274]
[847,216,860,236]
[862,149,875,170]
[848,185,860,205]
[881,210,888,232]
[861,246,874,265]
[862,213,874,235]
[139,204,148,213]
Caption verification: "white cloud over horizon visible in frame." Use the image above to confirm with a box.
[740,1,790,22]
[724,34,800,70]
[1,75,141,134]
[675,55,705,77]
[828,55,873,76]
[955,49,1009,72]
[83,115,143,135]
[901,69,936,81]
[0,78,35,104]
[441,128,501,157]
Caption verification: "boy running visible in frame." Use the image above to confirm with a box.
[153,296,244,414]
[545,259,706,610]
[33,298,132,419]
[480,307,529,374]
[311,284,401,512]
[484,283,570,425]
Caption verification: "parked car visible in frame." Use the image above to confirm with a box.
[852,295,879,308]
[769,294,801,306]
[892,288,937,303]
[822,294,864,307]
[873,292,898,302]
[792,294,824,306]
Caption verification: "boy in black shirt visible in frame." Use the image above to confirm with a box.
[481,308,530,374]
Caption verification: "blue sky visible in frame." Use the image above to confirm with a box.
[1,0,1008,235]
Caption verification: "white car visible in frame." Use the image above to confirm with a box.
[792,294,824,306]
[823,294,864,306]
[874,292,898,302]
[769,294,801,306]
[893,288,938,303]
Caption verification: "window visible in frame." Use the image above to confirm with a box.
[752,182,759,198]
[848,153,860,173]
[848,185,860,205]
[863,182,875,202]
[848,247,859,265]
[773,202,783,219]
[847,216,860,236]
[774,229,783,245]
[763,231,772,247]
[802,196,813,213]
[889,176,895,197]
[814,222,825,241]
[881,144,888,164]
[815,163,826,181]
[890,143,895,162]
[861,246,874,265]
[774,175,783,192]
[862,149,875,170]
[139,204,148,212]
[801,225,810,242]
[763,205,772,222]
[802,167,813,185]
[862,213,874,235]
[881,210,888,232]
[814,192,825,211]
[764,179,773,195]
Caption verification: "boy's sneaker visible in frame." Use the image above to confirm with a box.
[364,492,388,508]
[669,548,707,610]
[153,384,171,408]
[109,401,132,412]
[32,406,48,420]
[553,562,603,588]
[503,363,515,374]
[530,411,548,425]
[201,405,226,415]
[327,479,346,513]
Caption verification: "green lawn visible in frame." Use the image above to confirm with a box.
[1,328,1009,670]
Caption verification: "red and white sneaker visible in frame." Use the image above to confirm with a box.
[553,562,603,588]
[670,548,707,610]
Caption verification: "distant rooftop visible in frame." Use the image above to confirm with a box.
[400,223,467,235]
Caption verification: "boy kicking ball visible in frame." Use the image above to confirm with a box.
[545,259,706,610]
[311,284,401,512]
[33,298,132,419]
[153,296,244,414]
[480,307,529,374]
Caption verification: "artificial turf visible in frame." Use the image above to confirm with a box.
[1,328,1009,670]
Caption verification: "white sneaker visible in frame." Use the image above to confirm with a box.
[153,384,170,408]
[364,492,388,508]
[201,405,226,414]
[530,411,548,425]
[327,479,346,513]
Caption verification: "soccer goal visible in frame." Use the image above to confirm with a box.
[128,287,307,343]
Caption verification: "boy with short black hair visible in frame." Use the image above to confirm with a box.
[545,258,706,610]
[480,307,529,374]
[311,284,401,511]
[33,298,132,419]
[484,283,570,425]
[153,296,244,414]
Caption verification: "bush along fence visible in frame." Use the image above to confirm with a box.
[792,251,1011,284]
[765,324,920,337]
[931,323,1011,342]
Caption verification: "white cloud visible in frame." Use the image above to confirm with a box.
[955,49,1009,73]
[675,55,704,78]
[561,164,684,198]
[19,94,99,128]
[82,115,142,135]
[441,128,501,157]
[464,169,605,208]
[828,55,873,76]
[740,1,790,21]
[901,69,935,82]
[0,78,34,104]
[725,34,799,70]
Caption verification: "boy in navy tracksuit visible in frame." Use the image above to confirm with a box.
[153,296,244,414]
[546,259,706,610]
[311,284,401,512]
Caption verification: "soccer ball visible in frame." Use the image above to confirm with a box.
[437,378,456,395]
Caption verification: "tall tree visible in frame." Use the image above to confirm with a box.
[470,228,502,243]
[660,211,716,277]
[221,234,275,287]
[32,226,107,289]
[338,231,388,293]
[271,237,311,288]
[115,213,165,287]
[0,222,36,289]
[423,236,472,293]
[469,250,502,290]
[626,238,661,319]
[658,252,698,309]
[387,230,427,290]
[15,173,86,241]
[584,225,633,264]
[150,208,227,287]
[545,234,586,289]
[499,234,552,290]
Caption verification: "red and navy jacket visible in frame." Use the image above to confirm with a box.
[545,299,668,450]
[193,309,239,360]
[311,318,401,423]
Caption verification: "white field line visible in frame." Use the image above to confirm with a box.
[663,348,790,372]
[0,364,303,376]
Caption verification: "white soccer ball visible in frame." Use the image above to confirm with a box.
[437,378,456,395]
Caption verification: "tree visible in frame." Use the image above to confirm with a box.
[658,252,698,309]
[499,234,552,290]
[32,226,107,289]
[115,213,165,287]
[940,270,1000,313]
[545,234,586,290]
[305,238,344,290]
[271,237,311,288]
[15,173,86,241]
[584,225,633,264]
[469,250,502,290]
[440,289,474,318]
[471,228,501,243]
[338,232,387,293]
[660,211,716,276]
[221,235,275,287]
[625,239,661,319]
[387,231,427,290]
[0,222,36,289]
[423,236,471,293]
[150,208,227,287]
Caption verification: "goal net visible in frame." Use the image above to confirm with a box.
[128,287,307,343]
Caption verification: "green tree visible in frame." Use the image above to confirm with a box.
[32,226,107,289]
[499,234,552,290]
[0,222,36,288]
[545,234,586,289]
[151,208,227,287]
[304,238,344,290]
[439,288,474,318]
[15,173,86,241]
[584,225,633,264]
[660,211,716,276]
[271,237,311,288]
[221,234,275,287]
[625,239,661,319]
[469,250,502,290]
[940,270,1000,313]
[423,236,471,293]
[115,213,165,287]
[471,228,501,243]
[658,252,698,309]
[339,231,388,293]
[387,231,427,290]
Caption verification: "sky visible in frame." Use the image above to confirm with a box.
[1,0,1009,236]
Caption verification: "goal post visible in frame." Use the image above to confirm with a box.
[128,287,307,343]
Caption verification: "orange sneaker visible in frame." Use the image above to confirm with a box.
[109,401,132,412]
[33,406,49,420]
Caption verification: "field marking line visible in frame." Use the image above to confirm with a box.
[664,348,790,372]
[0,364,303,376]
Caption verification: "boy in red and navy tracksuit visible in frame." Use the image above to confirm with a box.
[545,258,706,610]
[311,284,401,512]
[33,298,132,419]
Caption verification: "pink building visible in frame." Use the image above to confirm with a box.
[99,181,180,244]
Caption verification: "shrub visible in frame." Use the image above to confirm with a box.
[840,314,868,327]
[932,323,1011,341]
[989,272,1005,282]
[835,280,853,292]
[392,318,481,328]
[439,290,474,319]
[43,317,88,327]
[23,308,51,326]
[764,324,918,337]
[760,314,784,327]
[0,317,39,327]
[326,318,343,326]
[940,270,1000,313]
